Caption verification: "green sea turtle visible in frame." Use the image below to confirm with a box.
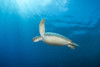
[32,19,79,49]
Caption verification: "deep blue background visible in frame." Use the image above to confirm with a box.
[0,0,100,67]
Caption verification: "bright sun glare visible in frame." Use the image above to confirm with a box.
[15,0,52,16]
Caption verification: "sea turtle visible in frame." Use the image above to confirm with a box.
[32,19,79,49]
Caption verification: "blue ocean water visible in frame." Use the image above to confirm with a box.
[0,0,100,67]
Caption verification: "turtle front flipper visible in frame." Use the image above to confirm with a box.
[32,36,43,42]
[39,19,45,37]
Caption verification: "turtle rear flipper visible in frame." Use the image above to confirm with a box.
[68,45,75,49]
[67,43,79,49]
